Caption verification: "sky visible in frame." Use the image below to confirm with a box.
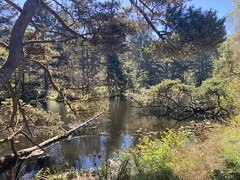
[187,0,233,18]
[15,0,233,18]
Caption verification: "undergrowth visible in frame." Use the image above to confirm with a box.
[34,117,240,180]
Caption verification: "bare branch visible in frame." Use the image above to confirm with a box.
[138,0,168,26]
[24,36,77,45]
[6,81,18,126]
[129,0,165,40]
[0,41,9,49]
[10,139,18,157]
[4,0,22,12]
[0,126,23,145]
[52,0,76,23]
[0,112,105,172]
[40,0,85,39]
[20,130,46,154]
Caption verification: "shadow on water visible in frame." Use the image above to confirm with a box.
[0,97,182,178]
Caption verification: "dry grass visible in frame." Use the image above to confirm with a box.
[174,120,240,180]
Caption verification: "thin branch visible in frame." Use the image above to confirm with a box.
[0,126,23,145]
[0,41,9,49]
[138,0,154,13]
[31,59,77,117]
[20,130,46,155]
[0,112,105,171]
[52,0,75,22]
[46,30,69,37]
[6,81,18,126]
[40,0,85,39]
[24,36,77,46]
[129,0,165,40]
[10,139,18,157]
[138,0,168,26]
[18,101,33,137]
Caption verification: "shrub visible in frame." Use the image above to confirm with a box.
[129,129,188,179]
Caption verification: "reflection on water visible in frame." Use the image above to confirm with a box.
[44,100,68,121]
[1,97,181,177]
[37,97,179,170]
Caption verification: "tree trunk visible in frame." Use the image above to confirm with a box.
[0,113,104,173]
[0,0,40,90]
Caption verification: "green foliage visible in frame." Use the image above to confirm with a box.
[71,95,109,120]
[214,33,240,78]
[129,129,188,179]
[120,31,165,89]
[21,81,41,102]
[0,47,8,61]
[91,86,109,97]
[107,53,128,96]
[194,77,235,117]
[154,6,226,59]
[147,78,237,119]
[35,167,84,180]
[150,79,193,105]
[221,130,240,168]
[212,33,240,112]
[24,104,65,136]
[100,162,108,179]
[117,158,130,180]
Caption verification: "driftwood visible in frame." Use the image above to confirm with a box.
[0,113,104,173]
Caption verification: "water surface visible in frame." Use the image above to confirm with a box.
[1,97,180,177]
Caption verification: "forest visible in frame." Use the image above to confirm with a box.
[0,0,240,179]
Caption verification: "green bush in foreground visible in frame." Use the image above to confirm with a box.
[126,129,188,179]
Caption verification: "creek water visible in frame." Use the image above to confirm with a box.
[0,97,181,178]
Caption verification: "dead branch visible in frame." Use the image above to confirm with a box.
[5,81,18,126]
[18,101,33,137]
[0,112,104,173]
[24,37,78,46]
[0,126,23,145]
[19,130,46,154]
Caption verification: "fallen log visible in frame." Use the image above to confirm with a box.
[0,112,104,173]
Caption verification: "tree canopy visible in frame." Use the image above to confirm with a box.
[0,0,226,90]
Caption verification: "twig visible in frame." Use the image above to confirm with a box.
[20,130,46,155]
[31,59,77,117]
[0,126,23,145]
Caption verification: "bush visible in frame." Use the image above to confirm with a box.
[148,78,237,120]
[128,129,188,179]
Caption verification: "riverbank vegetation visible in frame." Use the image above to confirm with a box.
[0,0,240,179]
[124,118,240,180]
[34,117,240,179]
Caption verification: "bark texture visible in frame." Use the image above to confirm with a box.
[0,0,40,90]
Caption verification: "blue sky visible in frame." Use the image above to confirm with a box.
[15,0,233,18]
[187,0,233,18]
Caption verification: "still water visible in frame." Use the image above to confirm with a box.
[1,97,180,177]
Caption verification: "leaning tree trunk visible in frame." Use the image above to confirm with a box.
[0,0,40,90]
[0,113,104,174]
